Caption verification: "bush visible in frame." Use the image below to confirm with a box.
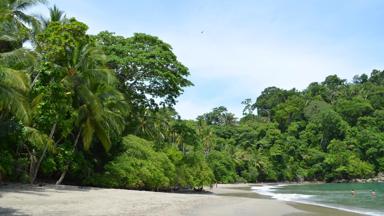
[177,151,214,188]
[87,135,176,190]
[207,151,237,183]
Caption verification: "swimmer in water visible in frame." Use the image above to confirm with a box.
[371,190,376,197]
[351,189,356,196]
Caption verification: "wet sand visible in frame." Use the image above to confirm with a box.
[0,183,363,216]
[207,184,363,216]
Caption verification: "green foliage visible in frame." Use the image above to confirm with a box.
[23,126,55,151]
[324,140,374,181]
[335,97,373,125]
[207,151,237,183]
[36,18,89,64]
[95,31,193,109]
[0,150,15,179]
[1,1,384,190]
[177,151,214,188]
[197,106,237,126]
[87,135,176,190]
[0,66,30,123]
[273,95,305,130]
[0,0,45,52]
[255,87,295,119]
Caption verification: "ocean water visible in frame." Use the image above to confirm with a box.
[251,183,384,216]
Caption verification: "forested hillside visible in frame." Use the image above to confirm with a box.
[1,1,383,190]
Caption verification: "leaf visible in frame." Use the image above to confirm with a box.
[23,126,55,152]
[82,117,94,151]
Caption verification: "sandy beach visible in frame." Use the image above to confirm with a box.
[0,183,362,216]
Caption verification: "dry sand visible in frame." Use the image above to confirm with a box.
[0,183,363,216]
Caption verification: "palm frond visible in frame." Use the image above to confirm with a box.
[0,65,30,123]
[0,84,29,123]
[23,126,55,152]
[93,119,111,152]
[82,117,94,151]
[49,5,65,22]
[0,67,30,91]
[0,34,18,42]
[14,0,47,11]
[0,48,37,69]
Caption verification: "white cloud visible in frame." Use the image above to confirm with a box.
[174,99,214,120]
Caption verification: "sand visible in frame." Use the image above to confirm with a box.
[0,183,363,216]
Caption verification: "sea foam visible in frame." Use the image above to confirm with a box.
[250,184,383,216]
[251,185,314,201]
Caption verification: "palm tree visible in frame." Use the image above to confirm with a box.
[0,27,55,185]
[55,43,127,184]
[37,5,67,30]
[0,0,46,52]
[195,119,216,156]
[0,0,66,184]
[61,44,127,150]
[223,112,237,126]
[0,64,30,123]
[0,28,37,124]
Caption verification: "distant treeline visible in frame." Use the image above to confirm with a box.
[1,1,383,190]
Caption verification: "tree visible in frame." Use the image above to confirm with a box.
[33,19,127,184]
[369,70,384,85]
[0,0,45,52]
[198,106,237,126]
[207,150,237,183]
[38,5,67,29]
[273,95,306,131]
[324,139,374,181]
[309,110,349,151]
[35,18,126,151]
[95,31,193,110]
[241,98,255,116]
[321,75,346,103]
[0,61,30,123]
[335,97,373,126]
[254,87,295,120]
[353,74,368,84]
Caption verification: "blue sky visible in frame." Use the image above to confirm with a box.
[30,0,384,119]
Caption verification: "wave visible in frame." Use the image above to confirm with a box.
[250,185,383,216]
[251,185,314,201]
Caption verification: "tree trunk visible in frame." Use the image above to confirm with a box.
[55,168,68,185]
[56,130,81,185]
[31,73,40,88]
[30,123,57,184]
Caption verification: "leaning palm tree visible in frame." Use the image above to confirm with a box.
[55,43,128,184]
[0,32,55,185]
[61,44,127,151]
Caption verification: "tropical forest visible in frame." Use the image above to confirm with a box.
[1,0,384,192]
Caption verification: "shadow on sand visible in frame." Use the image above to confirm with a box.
[0,183,98,197]
[0,207,27,216]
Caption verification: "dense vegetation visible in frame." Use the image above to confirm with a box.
[0,1,383,190]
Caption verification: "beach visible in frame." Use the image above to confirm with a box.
[0,183,362,216]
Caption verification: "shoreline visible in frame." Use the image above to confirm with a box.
[249,182,382,216]
[0,183,364,216]
[210,184,364,216]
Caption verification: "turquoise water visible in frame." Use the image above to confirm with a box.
[252,183,384,216]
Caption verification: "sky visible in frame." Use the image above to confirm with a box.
[29,0,384,119]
